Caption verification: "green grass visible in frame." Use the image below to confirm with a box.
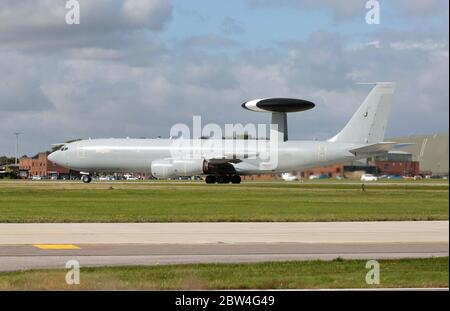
[0,181,447,222]
[0,257,447,290]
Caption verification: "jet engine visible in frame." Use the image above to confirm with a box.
[151,158,206,179]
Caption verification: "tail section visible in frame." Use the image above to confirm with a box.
[329,82,396,144]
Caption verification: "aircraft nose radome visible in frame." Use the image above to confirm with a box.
[48,152,57,163]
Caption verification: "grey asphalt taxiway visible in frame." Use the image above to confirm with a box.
[0,221,448,271]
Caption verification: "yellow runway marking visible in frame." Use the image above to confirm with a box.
[34,244,80,250]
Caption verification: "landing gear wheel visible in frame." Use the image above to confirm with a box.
[205,175,217,184]
[217,176,230,184]
[81,175,92,183]
[231,175,242,184]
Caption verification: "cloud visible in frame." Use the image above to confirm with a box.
[389,40,448,52]
[121,0,173,29]
[1,28,448,154]
[0,0,173,50]
[246,0,449,22]
[0,52,54,112]
[246,0,366,21]
[279,31,352,91]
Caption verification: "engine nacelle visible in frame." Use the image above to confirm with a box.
[151,158,206,179]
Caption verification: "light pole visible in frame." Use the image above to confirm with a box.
[13,132,22,165]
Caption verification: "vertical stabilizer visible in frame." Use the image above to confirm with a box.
[329,82,396,144]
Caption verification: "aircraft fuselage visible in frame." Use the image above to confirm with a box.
[49,138,362,175]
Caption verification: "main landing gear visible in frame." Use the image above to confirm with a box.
[81,175,92,183]
[205,175,241,184]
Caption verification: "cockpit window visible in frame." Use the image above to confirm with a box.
[61,145,69,151]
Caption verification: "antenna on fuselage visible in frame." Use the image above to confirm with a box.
[241,98,315,142]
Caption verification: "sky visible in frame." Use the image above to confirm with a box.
[0,0,448,156]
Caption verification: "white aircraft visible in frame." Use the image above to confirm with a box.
[49,82,403,184]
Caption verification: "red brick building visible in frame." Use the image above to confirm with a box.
[371,160,419,176]
[370,151,420,176]
[19,152,71,178]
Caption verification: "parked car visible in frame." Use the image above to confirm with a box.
[31,176,42,180]
[361,174,378,182]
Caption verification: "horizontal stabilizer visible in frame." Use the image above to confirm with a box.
[349,142,398,156]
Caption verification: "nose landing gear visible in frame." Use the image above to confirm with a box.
[81,175,92,183]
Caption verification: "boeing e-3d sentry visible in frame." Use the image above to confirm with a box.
[48,82,404,184]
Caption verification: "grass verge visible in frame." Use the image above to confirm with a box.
[0,181,448,222]
[0,257,447,290]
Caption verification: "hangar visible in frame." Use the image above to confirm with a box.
[388,133,449,176]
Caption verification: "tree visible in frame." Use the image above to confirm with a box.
[0,156,15,166]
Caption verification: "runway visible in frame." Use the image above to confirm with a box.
[0,221,448,271]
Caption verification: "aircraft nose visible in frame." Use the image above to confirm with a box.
[48,151,59,164]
